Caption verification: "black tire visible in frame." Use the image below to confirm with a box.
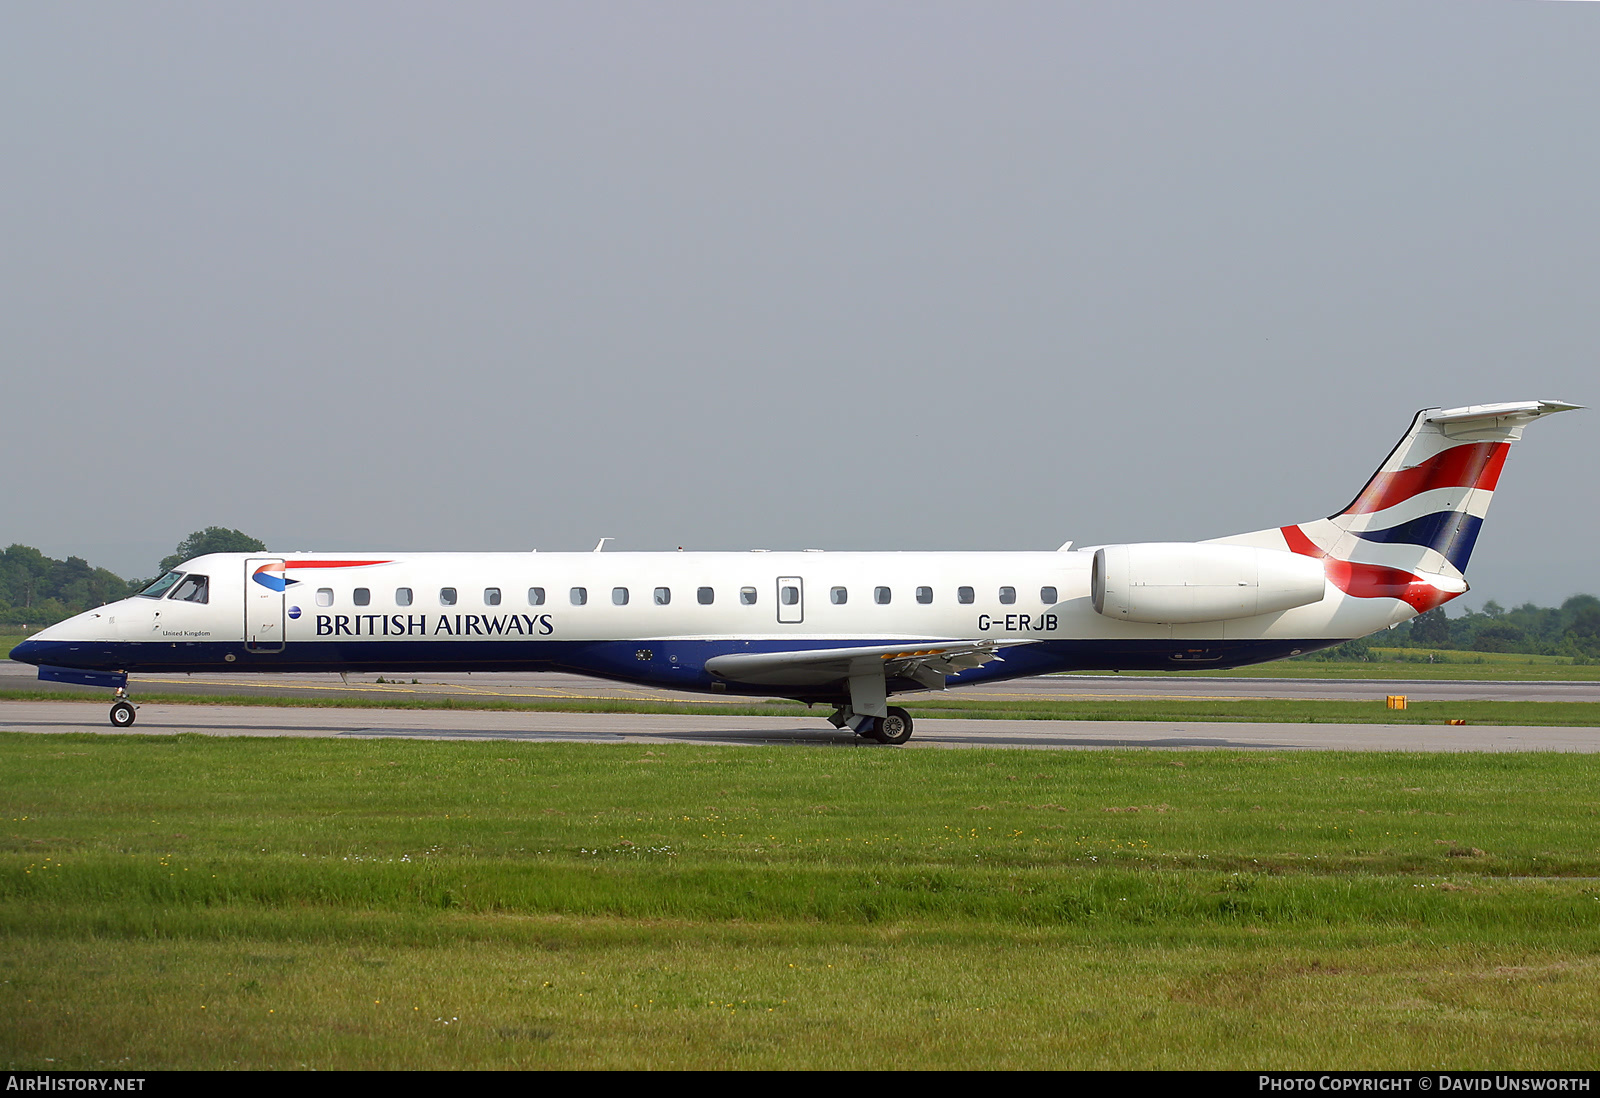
[873,707,914,745]
[109,701,136,728]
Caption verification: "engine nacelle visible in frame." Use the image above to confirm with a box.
[1091,543,1327,624]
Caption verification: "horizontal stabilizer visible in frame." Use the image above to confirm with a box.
[1426,400,1581,424]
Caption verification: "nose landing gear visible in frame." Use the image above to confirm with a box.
[109,686,138,727]
[35,665,138,727]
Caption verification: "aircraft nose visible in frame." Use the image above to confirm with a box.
[9,639,43,666]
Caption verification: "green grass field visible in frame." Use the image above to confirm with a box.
[1177,648,1600,682]
[4,733,1600,1069]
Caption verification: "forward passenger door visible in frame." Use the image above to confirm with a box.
[244,558,286,653]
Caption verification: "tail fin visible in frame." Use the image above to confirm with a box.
[1277,400,1578,613]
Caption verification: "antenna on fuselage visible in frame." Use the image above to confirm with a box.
[593,538,614,552]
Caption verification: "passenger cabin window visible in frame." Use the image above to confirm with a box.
[740,587,758,605]
[484,587,501,606]
[697,587,714,605]
[171,575,209,604]
[439,588,457,606]
[528,587,545,606]
[396,588,413,606]
[613,587,629,606]
[958,586,975,605]
[317,588,334,607]
[571,587,587,606]
[1040,586,1057,604]
[139,572,184,599]
[875,587,891,605]
[654,587,671,605]
[916,586,933,604]
[353,588,370,607]
[999,587,1016,605]
[831,587,848,605]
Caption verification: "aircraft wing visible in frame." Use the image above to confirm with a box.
[704,640,1018,692]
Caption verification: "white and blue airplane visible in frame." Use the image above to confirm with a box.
[9,400,1577,743]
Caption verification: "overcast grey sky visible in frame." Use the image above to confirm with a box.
[3,2,1592,608]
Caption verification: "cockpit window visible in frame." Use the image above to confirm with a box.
[138,572,185,599]
[170,575,209,604]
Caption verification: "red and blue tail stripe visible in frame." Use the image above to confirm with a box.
[1346,510,1483,574]
[1332,440,1508,575]
[1342,441,1508,515]
[1280,524,1456,613]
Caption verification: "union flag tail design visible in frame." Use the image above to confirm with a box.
[1277,401,1577,614]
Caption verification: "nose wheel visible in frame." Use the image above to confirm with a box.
[109,688,138,728]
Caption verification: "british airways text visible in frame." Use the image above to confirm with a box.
[315,614,554,637]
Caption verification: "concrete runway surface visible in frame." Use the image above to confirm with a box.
[1,698,1593,752]
[4,660,1599,704]
[2,659,1594,752]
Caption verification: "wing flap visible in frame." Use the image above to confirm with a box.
[705,641,1015,691]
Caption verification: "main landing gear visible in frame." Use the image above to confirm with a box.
[830,704,914,745]
[827,670,916,745]
[862,706,914,745]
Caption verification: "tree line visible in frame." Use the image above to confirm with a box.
[1309,595,1600,662]
[0,528,265,627]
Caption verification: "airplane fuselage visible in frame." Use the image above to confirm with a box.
[15,548,1389,698]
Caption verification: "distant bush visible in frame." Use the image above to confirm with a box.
[1294,637,1375,661]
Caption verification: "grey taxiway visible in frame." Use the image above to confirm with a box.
[1,661,1594,751]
